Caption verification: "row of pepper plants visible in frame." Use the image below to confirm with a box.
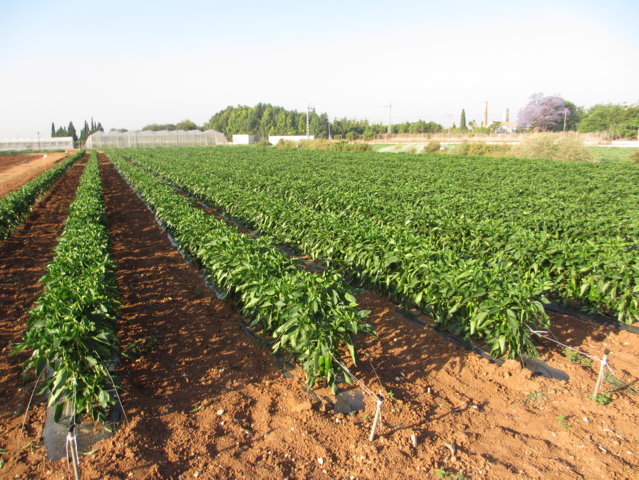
[0,150,83,240]
[16,152,120,423]
[106,150,373,390]
[118,148,554,358]
[174,148,639,324]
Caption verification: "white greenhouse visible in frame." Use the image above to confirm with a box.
[0,137,74,151]
[85,130,228,148]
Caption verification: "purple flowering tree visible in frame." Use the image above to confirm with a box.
[518,93,572,131]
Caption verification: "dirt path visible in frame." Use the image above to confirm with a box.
[0,153,70,197]
[0,157,87,477]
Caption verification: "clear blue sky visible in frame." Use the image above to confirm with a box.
[1,0,638,136]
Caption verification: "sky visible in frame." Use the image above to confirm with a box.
[1,0,638,137]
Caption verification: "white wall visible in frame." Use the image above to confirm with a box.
[268,135,314,145]
[232,134,260,145]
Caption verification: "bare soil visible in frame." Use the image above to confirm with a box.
[0,153,70,197]
[0,156,637,480]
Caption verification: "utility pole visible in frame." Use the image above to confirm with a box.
[306,104,314,138]
[563,108,568,131]
[387,102,392,137]
[483,101,488,128]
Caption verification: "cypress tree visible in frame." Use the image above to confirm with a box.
[460,109,468,132]
[67,121,78,147]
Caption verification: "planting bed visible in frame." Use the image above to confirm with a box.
[0,157,87,476]
[0,151,637,480]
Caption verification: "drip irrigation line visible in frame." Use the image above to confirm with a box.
[528,326,599,361]
[330,354,385,441]
[368,361,384,391]
[21,368,45,432]
[330,354,378,400]
[528,325,615,376]
[530,325,639,387]
[105,366,128,424]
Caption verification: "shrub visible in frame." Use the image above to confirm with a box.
[423,141,441,153]
[275,139,297,149]
[466,143,492,155]
[627,151,639,164]
[448,142,513,157]
[331,141,371,152]
[514,134,595,162]
[256,140,272,148]
[298,139,332,150]
[451,141,470,155]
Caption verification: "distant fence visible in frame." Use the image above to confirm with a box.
[367,131,638,145]
[0,137,73,151]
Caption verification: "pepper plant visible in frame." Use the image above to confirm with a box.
[16,152,119,424]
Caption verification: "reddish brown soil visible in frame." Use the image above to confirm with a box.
[0,153,70,197]
[0,158,87,477]
[1,156,638,480]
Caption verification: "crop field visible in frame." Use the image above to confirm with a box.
[1,147,638,480]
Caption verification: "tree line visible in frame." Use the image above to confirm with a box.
[127,97,639,141]
[51,119,104,147]
[191,100,639,140]
[202,104,444,140]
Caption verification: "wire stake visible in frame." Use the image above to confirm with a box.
[593,349,611,400]
[369,396,384,442]
[66,424,81,480]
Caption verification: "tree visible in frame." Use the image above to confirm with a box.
[79,120,90,145]
[578,104,639,138]
[142,123,176,131]
[175,119,200,131]
[517,93,577,132]
[67,122,78,146]
[51,123,55,137]
[460,109,468,132]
